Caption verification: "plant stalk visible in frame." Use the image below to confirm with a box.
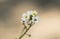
[19,24,32,39]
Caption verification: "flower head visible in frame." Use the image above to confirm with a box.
[21,13,29,23]
[21,10,40,25]
[32,10,37,17]
[32,16,40,23]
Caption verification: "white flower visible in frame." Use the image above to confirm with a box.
[32,16,40,23]
[21,13,29,23]
[32,10,37,17]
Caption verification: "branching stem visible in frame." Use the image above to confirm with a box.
[19,24,32,39]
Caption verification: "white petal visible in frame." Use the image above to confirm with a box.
[22,13,26,17]
[27,10,33,16]
[21,18,25,22]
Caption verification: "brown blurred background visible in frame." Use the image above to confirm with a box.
[0,0,60,39]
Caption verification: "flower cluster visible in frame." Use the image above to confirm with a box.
[21,10,40,25]
[19,10,40,39]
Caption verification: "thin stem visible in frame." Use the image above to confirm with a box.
[19,24,32,39]
[21,23,27,33]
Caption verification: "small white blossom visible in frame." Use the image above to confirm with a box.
[32,10,37,17]
[32,16,40,23]
[22,13,29,19]
[21,13,29,23]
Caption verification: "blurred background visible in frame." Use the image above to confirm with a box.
[0,0,60,39]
